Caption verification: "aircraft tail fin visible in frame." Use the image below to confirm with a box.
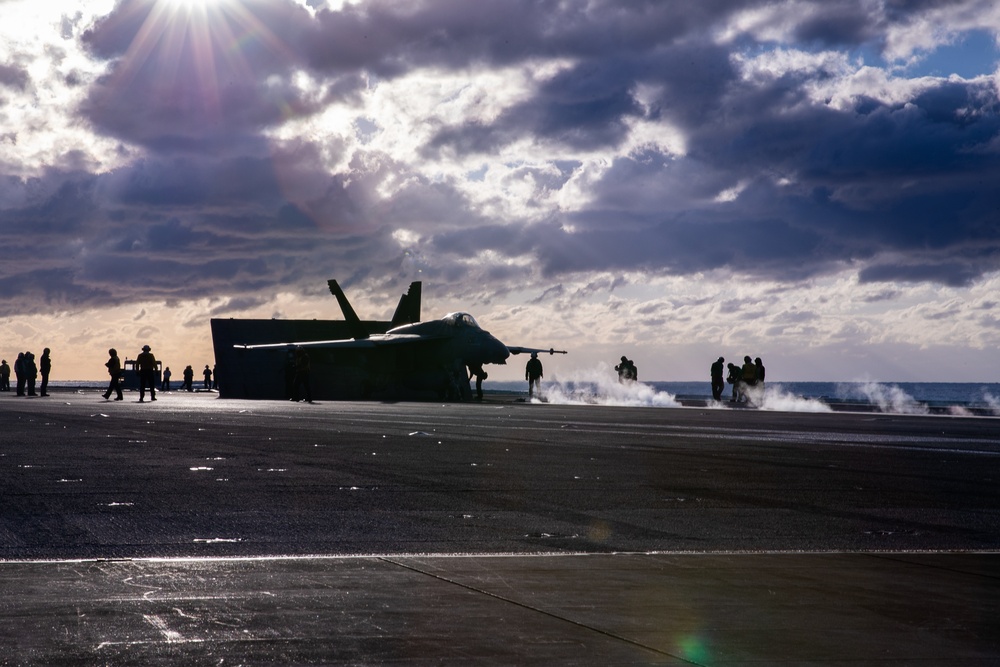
[327,279,370,340]
[390,281,421,327]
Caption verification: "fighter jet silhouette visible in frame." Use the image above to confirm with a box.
[234,280,566,399]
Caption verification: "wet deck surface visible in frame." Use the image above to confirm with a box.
[2,390,999,664]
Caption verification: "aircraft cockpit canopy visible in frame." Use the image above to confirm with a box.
[444,312,481,329]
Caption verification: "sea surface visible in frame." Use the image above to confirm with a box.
[486,379,1000,415]
[50,379,1000,415]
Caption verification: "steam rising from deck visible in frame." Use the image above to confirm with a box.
[524,371,992,416]
[755,386,831,413]
[535,364,680,407]
[852,381,929,415]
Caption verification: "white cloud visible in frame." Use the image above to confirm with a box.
[0,1,126,176]
[882,0,1000,63]
[716,0,812,45]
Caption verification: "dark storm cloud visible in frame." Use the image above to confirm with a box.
[528,284,565,305]
[5,175,99,234]
[0,162,306,315]
[0,137,484,317]
[0,268,117,317]
[881,0,976,21]
[80,72,320,154]
[792,6,875,46]
[208,295,273,316]
[859,258,996,288]
[0,63,29,90]
[301,0,736,74]
[528,212,833,279]
[101,154,285,208]
[862,288,903,303]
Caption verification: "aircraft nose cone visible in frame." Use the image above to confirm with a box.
[489,337,510,364]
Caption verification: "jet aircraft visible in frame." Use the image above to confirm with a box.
[233,280,566,400]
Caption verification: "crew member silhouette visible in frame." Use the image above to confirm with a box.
[291,346,312,403]
[203,364,212,390]
[39,348,51,397]
[182,365,194,391]
[162,366,172,391]
[14,352,24,396]
[525,352,543,398]
[103,348,123,401]
[468,362,487,400]
[24,351,37,396]
[0,359,9,391]
[739,355,757,404]
[710,356,725,401]
[137,344,157,402]
[726,362,740,402]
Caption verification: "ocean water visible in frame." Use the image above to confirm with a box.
[486,379,1000,415]
[663,381,1000,407]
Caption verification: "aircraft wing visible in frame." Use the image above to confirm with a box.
[506,346,567,356]
[235,333,431,351]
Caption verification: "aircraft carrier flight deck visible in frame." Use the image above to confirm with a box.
[1,389,998,665]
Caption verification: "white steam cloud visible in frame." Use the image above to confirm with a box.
[533,367,831,412]
[526,374,989,417]
[852,381,929,415]
[755,385,832,413]
[982,392,1000,416]
[534,364,680,407]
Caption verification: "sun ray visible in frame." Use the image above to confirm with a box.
[162,0,228,9]
[188,4,222,116]
[97,0,300,132]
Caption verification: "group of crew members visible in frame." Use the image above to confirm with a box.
[712,355,765,404]
[522,353,632,400]
[102,345,216,401]
[0,344,215,402]
[0,349,52,397]
[518,352,764,405]
[615,356,638,383]
[103,346,157,401]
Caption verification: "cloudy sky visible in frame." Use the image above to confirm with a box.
[2,0,999,383]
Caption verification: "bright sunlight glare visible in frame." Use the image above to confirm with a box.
[161,0,228,9]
